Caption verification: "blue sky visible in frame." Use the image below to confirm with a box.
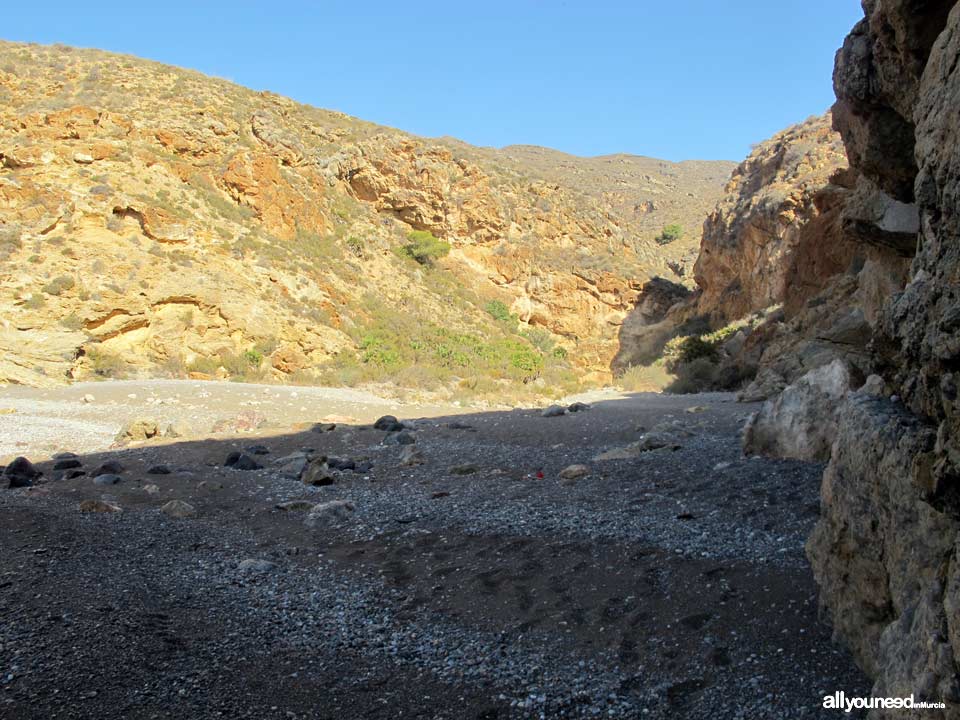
[5,1,863,162]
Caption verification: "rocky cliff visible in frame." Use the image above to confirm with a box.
[757,2,960,715]
[0,41,733,393]
[693,113,851,322]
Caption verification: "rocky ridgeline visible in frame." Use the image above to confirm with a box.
[0,41,732,389]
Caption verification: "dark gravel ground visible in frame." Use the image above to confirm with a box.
[0,392,869,718]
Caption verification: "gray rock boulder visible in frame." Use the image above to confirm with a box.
[743,359,863,462]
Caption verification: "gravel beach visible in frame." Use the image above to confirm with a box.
[0,382,869,718]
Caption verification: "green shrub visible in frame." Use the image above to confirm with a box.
[662,334,719,371]
[665,357,719,394]
[42,275,76,296]
[60,313,84,330]
[397,230,450,266]
[23,293,45,309]
[484,300,513,322]
[243,348,264,367]
[85,346,127,378]
[346,236,364,258]
[655,223,684,246]
[0,224,21,260]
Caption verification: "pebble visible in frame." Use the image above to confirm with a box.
[541,405,566,418]
[93,473,122,486]
[160,499,197,519]
[559,464,591,482]
[92,461,125,477]
[147,465,172,475]
[78,499,121,513]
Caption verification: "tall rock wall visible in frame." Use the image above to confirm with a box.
[806,2,960,716]
[693,113,853,324]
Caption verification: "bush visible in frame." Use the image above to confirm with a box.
[665,358,719,394]
[60,313,84,330]
[662,334,720,372]
[655,223,684,246]
[397,230,450,266]
[484,300,512,322]
[42,275,76,296]
[23,293,45,310]
[243,348,264,367]
[85,346,127,378]
[346,236,364,258]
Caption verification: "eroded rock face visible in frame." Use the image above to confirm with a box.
[743,359,863,461]
[693,114,852,323]
[610,277,691,373]
[806,396,959,709]
[0,42,734,387]
[805,3,960,715]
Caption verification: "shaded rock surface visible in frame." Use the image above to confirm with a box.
[743,359,864,462]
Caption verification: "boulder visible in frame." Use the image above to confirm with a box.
[743,360,863,462]
[114,418,160,444]
[373,415,404,431]
[304,500,355,528]
[302,459,334,486]
[3,457,40,488]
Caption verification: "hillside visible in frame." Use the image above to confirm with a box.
[0,41,734,396]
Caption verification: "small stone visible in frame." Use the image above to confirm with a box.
[57,469,86,481]
[92,461,125,477]
[52,452,79,460]
[302,459,334,486]
[237,559,277,575]
[567,402,591,413]
[399,446,425,466]
[93,474,121,486]
[82,394,95,404]
[559,464,591,481]
[147,465,172,475]
[114,418,160,444]
[304,500,355,528]
[382,431,416,446]
[231,454,263,471]
[310,423,336,433]
[446,421,474,430]
[53,458,82,471]
[275,500,315,512]
[431,491,451,499]
[685,405,708,413]
[373,415,404,432]
[160,500,197,519]
[163,421,190,439]
[327,457,356,471]
[541,405,566,418]
[245,445,271,455]
[143,484,161,495]
[79,499,121,513]
[449,464,478,476]
[73,152,94,164]
[278,458,308,479]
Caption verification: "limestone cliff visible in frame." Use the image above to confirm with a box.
[0,41,733,391]
[693,113,851,322]
[800,3,960,716]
